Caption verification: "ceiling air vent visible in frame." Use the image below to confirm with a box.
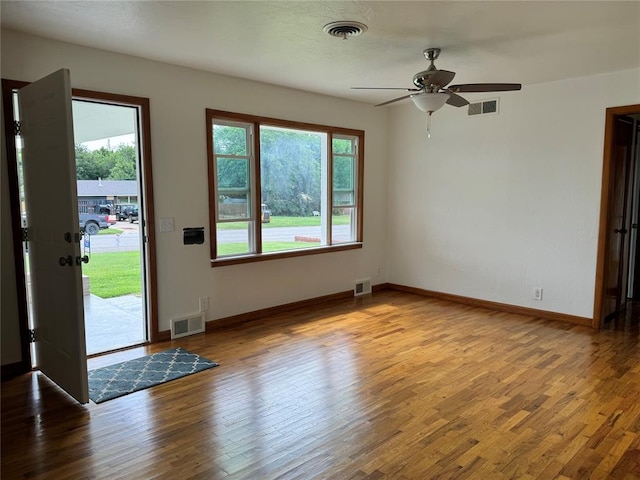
[323,21,368,39]
[468,98,499,116]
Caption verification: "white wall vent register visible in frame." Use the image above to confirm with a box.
[354,279,372,296]
[468,98,499,116]
[171,313,205,339]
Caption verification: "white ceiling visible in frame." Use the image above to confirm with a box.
[2,1,639,106]
[72,100,137,143]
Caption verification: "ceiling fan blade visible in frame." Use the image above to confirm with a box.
[429,70,456,88]
[376,93,415,107]
[448,83,522,93]
[352,87,421,91]
[444,92,469,107]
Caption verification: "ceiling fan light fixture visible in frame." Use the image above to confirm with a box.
[411,92,449,113]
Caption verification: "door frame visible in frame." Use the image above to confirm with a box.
[2,79,32,375]
[633,118,640,300]
[593,103,640,328]
[2,79,159,372]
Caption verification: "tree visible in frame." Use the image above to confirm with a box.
[260,127,321,216]
[108,145,137,180]
[213,124,325,217]
[75,144,137,180]
[75,145,112,180]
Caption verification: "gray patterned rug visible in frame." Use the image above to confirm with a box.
[88,347,218,403]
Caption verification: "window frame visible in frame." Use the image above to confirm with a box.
[206,109,364,266]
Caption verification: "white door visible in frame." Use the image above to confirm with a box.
[18,69,89,404]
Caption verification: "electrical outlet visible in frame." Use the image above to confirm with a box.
[376,267,382,277]
[533,288,543,301]
[199,296,209,312]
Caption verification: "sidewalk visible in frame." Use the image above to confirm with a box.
[84,294,146,355]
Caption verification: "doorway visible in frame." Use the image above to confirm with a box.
[72,98,149,354]
[594,104,640,327]
[3,79,158,370]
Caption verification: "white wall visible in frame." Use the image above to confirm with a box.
[0,29,389,347]
[388,68,640,318]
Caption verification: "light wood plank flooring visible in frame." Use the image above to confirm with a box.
[2,290,640,479]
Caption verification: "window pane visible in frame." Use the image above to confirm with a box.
[333,155,354,191]
[260,126,326,252]
[332,137,354,154]
[216,222,252,256]
[261,214,323,253]
[218,194,250,220]
[332,207,355,244]
[217,157,248,189]
[333,191,354,206]
[213,125,248,156]
[264,237,321,253]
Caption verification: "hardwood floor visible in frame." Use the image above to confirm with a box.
[604,301,640,334]
[2,290,640,479]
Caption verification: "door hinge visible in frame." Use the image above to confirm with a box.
[22,227,29,252]
[29,329,36,343]
[14,121,21,136]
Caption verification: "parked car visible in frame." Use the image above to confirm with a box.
[128,207,139,223]
[79,213,110,235]
[115,204,137,221]
[261,203,271,223]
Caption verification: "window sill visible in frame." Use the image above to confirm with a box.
[210,242,363,267]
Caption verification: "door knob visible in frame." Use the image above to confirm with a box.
[58,255,73,266]
[614,228,628,234]
[75,255,89,265]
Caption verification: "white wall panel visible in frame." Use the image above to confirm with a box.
[388,69,640,318]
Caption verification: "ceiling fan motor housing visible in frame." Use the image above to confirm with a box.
[413,69,437,89]
[357,46,521,109]
[413,48,441,89]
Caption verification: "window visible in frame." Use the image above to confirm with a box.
[207,110,364,265]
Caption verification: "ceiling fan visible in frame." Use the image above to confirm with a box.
[353,47,521,115]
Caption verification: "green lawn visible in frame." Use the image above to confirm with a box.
[218,241,320,256]
[98,228,124,235]
[217,215,350,230]
[82,251,141,298]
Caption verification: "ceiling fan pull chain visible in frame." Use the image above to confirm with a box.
[426,112,432,138]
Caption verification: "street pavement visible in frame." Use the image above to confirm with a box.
[87,222,352,253]
[83,221,141,253]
